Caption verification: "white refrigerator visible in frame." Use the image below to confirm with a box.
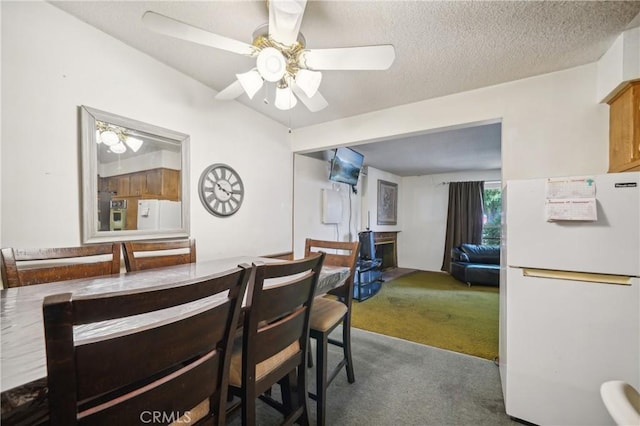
[502,172,640,426]
[137,199,182,230]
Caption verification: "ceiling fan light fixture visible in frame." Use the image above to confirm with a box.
[236,69,264,99]
[295,69,322,98]
[256,47,287,82]
[275,84,297,110]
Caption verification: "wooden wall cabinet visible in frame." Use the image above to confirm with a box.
[608,81,640,173]
[99,168,180,201]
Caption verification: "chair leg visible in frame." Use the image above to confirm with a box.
[343,317,355,384]
[307,343,313,368]
[315,332,329,426]
[295,368,310,426]
[279,373,294,415]
[242,384,256,426]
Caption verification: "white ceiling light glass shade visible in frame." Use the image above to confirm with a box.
[110,141,127,154]
[100,130,119,146]
[236,69,264,99]
[275,84,297,110]
[95,129,102,144]
[295,69,322,98]
[256,47,287,82]
[125,136,144,153]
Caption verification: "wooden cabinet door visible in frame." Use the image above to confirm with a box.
[145,168,180,200]
[129,173,146,196]
[145,169,162,195]
[117,176,130,197]
[609,81,640,172]
[162,169,180,200]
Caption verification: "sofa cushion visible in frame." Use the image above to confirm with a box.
[460,244,500,265]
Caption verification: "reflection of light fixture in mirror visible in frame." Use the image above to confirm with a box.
[125,137,144,152]
[110,141,127,154]
[100,130,119,146]
[275,81,297,110]
[96,121,144,154]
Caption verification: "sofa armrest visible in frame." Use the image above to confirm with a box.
[451,247,470,263]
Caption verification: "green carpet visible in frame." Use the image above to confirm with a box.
[351,271,499,360]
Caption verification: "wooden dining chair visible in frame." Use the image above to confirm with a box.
[304,238,360,426]
[122,239,196,272]
[0,243,121,288]
[43,265,250,425]
[228,252,325,426]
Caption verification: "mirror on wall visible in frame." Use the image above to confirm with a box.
[81,106,190,243]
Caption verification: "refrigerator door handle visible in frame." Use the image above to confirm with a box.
[521,267,634,285]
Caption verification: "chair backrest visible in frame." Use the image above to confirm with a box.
[122,239,196,272]
[1,244,121,288]
[304,239,359,302]
[241,252,325,396]
[43,265,250,425]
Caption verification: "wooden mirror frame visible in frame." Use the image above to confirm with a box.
[80,106,190,243]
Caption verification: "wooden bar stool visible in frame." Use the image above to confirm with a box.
[43,265,250,425]
[228,253,325,426]
[305,239,359,426]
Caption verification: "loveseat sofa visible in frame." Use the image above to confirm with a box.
[450,243,500,286]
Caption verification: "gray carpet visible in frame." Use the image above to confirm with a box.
[227,327,518,425]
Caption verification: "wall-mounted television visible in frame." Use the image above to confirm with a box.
[329,147,364,187]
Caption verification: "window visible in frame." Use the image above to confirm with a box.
[482,183,502,246]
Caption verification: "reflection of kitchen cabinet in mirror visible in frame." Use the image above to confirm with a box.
[81,106,190,243]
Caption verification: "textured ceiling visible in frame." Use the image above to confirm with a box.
[49,1,640,175]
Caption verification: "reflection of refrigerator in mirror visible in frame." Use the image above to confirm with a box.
[137,199,181,230]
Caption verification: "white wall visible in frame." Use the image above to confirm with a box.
[293,154,361,258]
[400,169,502,271]
[292,63,609,272]
[292,63,609,182]
[597,27,640,102]
[1,1,292,260]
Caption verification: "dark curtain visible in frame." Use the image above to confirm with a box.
[441,181,484,272]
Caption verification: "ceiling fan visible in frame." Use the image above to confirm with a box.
[142,0,395,112]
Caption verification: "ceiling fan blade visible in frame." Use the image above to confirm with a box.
[301,45,396,70]
[143,11,255,56]
[291,83,328,112]
[268,0,307,46]
[215,80,245,100]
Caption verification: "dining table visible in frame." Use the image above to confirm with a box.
[0,256,350,424]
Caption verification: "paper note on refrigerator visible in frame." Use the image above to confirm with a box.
[545,177,596,198]
[545,198,597,221]
[544,177,597,221]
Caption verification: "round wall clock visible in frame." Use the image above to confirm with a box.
[198,163,245,217]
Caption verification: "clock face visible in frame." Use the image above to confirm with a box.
[198,163,245,217]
